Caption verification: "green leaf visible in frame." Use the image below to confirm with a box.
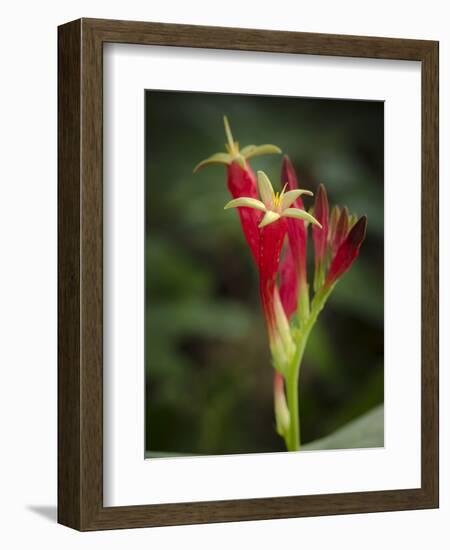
[146,405,383,457]
[302,404,384,451]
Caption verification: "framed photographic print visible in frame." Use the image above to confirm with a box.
[58,18,439,530]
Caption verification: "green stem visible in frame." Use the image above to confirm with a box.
[285,328,308,450]
[284,284,334,451]
[286,375,299,450]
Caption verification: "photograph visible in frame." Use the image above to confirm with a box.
[144,90,384,457]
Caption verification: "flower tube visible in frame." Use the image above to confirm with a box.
[279,156,312,323]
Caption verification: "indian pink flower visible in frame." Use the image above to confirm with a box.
[194,117,281,263]
[224,171,319,229]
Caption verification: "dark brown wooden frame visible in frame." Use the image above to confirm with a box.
[58,17,439,531]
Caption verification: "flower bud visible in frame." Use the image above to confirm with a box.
[274,372,290,437]
[326,216,367,287]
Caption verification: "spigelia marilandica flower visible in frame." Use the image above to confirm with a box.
[311,183,367,292]
[224,171,322,230]
[194,117,282,263]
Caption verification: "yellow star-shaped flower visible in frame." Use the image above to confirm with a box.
[224,171,322,229]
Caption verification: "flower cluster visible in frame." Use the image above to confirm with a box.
[195,117,367,451]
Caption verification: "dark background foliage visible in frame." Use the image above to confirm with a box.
[145,90,384,456]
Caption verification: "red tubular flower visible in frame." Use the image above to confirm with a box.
[279,156,309,319]
[226,162,262,262]
[328,205,340,252]
[312,184,329,291]
[194,116,282,263]
[258,217,296,372]
[332,206,350,255]
[258,216,294,371]
[325,216,367,287]
[259,218,287,331]
[279,245,298,319]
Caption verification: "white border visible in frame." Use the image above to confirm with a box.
[103,44,421,506]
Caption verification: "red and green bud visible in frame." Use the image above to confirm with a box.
[325,216,367,287]
[274,371,290,437]
[332,206,350,255]
[328,205,340,251]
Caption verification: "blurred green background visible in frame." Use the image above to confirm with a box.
[145,90,384,456]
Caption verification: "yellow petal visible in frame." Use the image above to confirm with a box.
[257,171,275,208]
[281,189,313,210]
[224,197,267,211]
[242,144,282,159]
[193,152,232,173]
[241,143,282,159]
[283,208,322,228]
[259,210,281,228]
[239,144,256,157]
